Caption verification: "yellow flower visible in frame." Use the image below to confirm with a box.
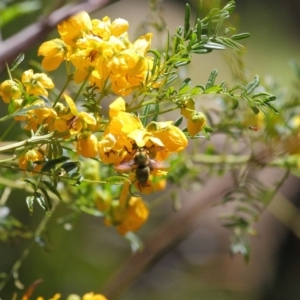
[108,96,126,117]
[110,18,129,36]
[118,196,149,235]
[38,39,68,71]
[187,111,206,137]
[82,292,108,300]
[70,36,113,84]
[19,149,44,174]
[35,294,61,300]
[57,11,92,47]
[152,177,167,191]
[146,121,188,160]
[91,17,112,41]
[99,98,143,163]
[76,132,99,158]
[54,94,97,135]
[24,100,57,132]
[21,69,54,97]
[132,33,152,56]
[105,197,149,235]
[0,79,22,103]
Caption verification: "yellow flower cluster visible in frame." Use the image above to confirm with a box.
[0,11,191,234]
[38,11,154,96]
[0,70,56,132]
[99,97,187,197]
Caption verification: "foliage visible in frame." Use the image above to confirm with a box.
[2,0,300,298]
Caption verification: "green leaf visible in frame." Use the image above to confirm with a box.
[196,18,202,42]
[215,37,244,51]
[41,180,62,201]
[41,156,69,172]
[191,48,212,54]
[60,161,80,173]
[166,73,178,85]
[174,57,191,68]
[72,175,84,187]
[264,95,277,102]
[203,41,226,50]
[229,94,239,109]
[203,126,213,140]
[228,84,246,93]
[26,196,34,215]
[178,85,190,95]
[179,78,191,91]
[10,53,25,72]
[205,85,223,93]
[39,187,52,215]
[21,178,36,191]
[152,103,159,122]
[35,192,46,211]
[250,105,260,114]
[183,4,191,39]
[245,75,259,95]
[231,33,250,40]
[206,69,218,89]
[173,116,183,127]
[172,36,181,54]
[190,86,204,95]
[141,104,151,127]
[215,12,225,36]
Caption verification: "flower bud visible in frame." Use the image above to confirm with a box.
[19,149,44,174]
[180,97,195,119]
[0,80,22,103]
[187,111,206,137]
[76,132,98,158]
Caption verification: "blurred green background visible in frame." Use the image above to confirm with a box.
[0,0,300,299]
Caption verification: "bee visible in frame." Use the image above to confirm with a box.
[114,147,166,192]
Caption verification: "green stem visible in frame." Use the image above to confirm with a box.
[73,74,90,102]
[139,105,178,119]
[0,121,16,142]
[6,63,12,80]
[52,76,73,107]
[97,77,110,105]
[0,132,55,153]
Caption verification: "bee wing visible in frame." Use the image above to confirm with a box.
[149,159,169,170]
[114,160,135,173]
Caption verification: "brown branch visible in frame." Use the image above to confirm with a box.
[0,0,120,70]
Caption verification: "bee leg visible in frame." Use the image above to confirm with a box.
[129,179,141,197]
